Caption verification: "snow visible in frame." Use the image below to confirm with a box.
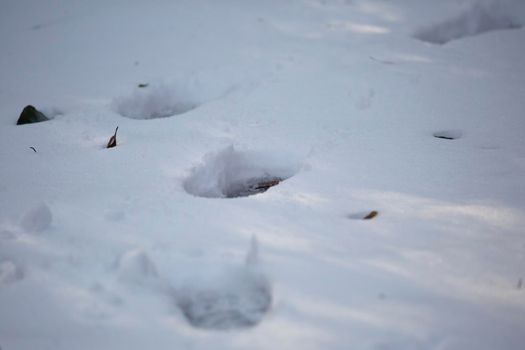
[1,0,525,349]
[115,249,159,286]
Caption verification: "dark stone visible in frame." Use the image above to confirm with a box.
[16,105,49,125]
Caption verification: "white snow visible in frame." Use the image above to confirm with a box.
[1,0,525,349]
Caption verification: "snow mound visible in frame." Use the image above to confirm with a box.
[414,2,523,44]
[19,203,52,233]
[116,249,159,286]
[184,146,300,198]
[113,83,199,119]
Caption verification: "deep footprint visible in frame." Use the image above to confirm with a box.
[175,267,272,330]
[184,146,299,198]
[113,83,198,119]
[175,238,272,330]
[414,3,522,44]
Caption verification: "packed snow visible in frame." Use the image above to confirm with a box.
[1,0,525,349]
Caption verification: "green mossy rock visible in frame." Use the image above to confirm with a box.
[16,105,49,125]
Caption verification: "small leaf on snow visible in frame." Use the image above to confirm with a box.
[107,126,119,148]
[363,211,378,220]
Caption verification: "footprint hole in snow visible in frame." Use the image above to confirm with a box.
[414,2,523,44]
[175,267,271,330]
[0,260,25,286]
[19,203,52,233]
[184,146,301,198]
[433,130,463,140]
[176,278,271,330]
[113,83,198,119]
[112,75,238,120]
[174,236,271,330]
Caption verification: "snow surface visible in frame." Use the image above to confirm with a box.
[1,0,525,349]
